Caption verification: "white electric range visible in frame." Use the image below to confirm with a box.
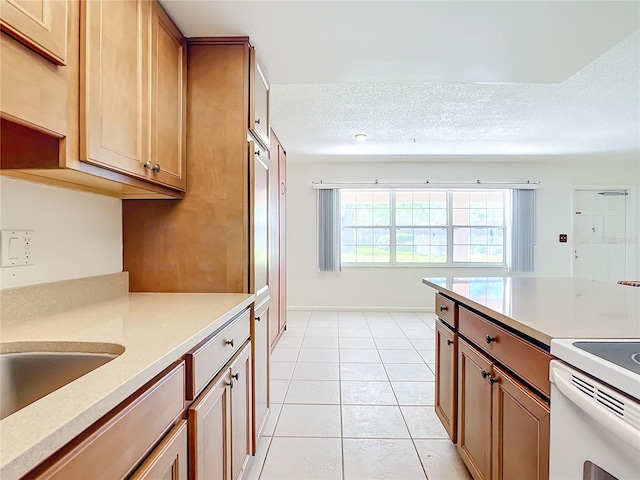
[550,339,640,480]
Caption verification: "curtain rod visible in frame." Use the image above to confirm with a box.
[312,180,540,190]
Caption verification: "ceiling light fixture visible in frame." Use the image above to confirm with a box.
[354,134,367,141]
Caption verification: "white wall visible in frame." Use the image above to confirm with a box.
[0,177,122,289]
[286,154,639,310]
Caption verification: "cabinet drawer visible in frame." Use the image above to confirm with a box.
[130,420,188,480]
[186,310,251,399]
[34,362,185,479]
[436,294,456,327]
[458,307,551,397]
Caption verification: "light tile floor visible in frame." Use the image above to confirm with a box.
[246,311,472,480]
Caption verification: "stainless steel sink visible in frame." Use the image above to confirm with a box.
[0,345,123,420]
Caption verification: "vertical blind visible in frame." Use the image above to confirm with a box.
[317,189,341,271]
[509,189,536,273]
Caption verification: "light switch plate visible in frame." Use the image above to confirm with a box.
[1,230,35,267]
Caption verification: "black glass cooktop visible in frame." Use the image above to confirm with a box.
[573,341,640,375]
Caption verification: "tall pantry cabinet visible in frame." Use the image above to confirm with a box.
[122,37,281,453]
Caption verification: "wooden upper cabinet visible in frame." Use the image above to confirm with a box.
[249,50,269,148]
[80,0,150,179]
[80,0,186,191]
[149,0,186,191]
[0,0,68,65]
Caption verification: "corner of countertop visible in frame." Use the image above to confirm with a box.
[0,272,129,326]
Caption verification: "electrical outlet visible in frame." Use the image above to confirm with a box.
[559,234,568,243]
[1,230,35,267]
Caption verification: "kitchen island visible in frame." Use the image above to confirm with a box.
[422,276,640,480]
[0,291,254,480]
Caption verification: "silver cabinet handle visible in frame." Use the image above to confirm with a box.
[144,161,153,170]
[225,339,235,347]
[152,164,161,173]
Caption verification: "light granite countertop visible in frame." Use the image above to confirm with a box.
[423,276,640,346]
[0,292,254,480]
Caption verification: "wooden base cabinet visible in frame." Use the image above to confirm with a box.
[491,366,550,480]
[457,339,550,480]
[435,319,457,442]
[189,342,252,480]
[252,300,270,452]
[458,339,493,480]
[130,420,188,480]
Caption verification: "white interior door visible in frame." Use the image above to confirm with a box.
[573,190,627,282]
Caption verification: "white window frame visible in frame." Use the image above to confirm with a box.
[341,189,508,267]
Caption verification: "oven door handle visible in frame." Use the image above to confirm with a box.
[552,366,640,453]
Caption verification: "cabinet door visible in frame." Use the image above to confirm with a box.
[189,370,232,480]
[149,0,186,191]
[277,144,287,336]
[268,134,281,349]
[458,339,493,480]
[251,141,270,305]
[230,342,252,480]
[435,320,457,442]
[491,366,550,480]
[0,0,67,65]
[81,0,149,179]
[130,420,188,480]
[252,302,270,452]
[249,49,269,148]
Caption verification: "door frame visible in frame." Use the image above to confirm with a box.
[571,184,637,280]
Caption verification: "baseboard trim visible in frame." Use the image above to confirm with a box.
[287,306,435,313]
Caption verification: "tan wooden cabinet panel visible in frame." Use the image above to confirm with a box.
[269,130,287,350]
[80,0,150,179]
[149,0,186,191]
[0,0,67,65]
[130,420,188,480]
[189,369,232,480]
[457,338,493,480]
[251,140,270,305]
[249,50,269,148]
[252,300,270,453]
[230,343,252,480]
[492,366,550,480]
[435,319,457,443]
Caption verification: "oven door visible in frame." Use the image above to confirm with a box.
[549,360,640,480]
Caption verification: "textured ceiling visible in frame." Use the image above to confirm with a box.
[160,0,640,158]
[271,31,640,157]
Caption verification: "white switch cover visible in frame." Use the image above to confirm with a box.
[1,230,34,267]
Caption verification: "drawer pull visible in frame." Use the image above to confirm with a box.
[489,376,499,385]
[232,373,239,380]
[481,370,490,379]
[447,339,454,346]
[439,305,448,312]
[225,339,235,347]
[256,316,261,322]
[255,118,261,125]
[485,335,495,344]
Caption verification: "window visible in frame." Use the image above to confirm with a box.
[340,189,507,265]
